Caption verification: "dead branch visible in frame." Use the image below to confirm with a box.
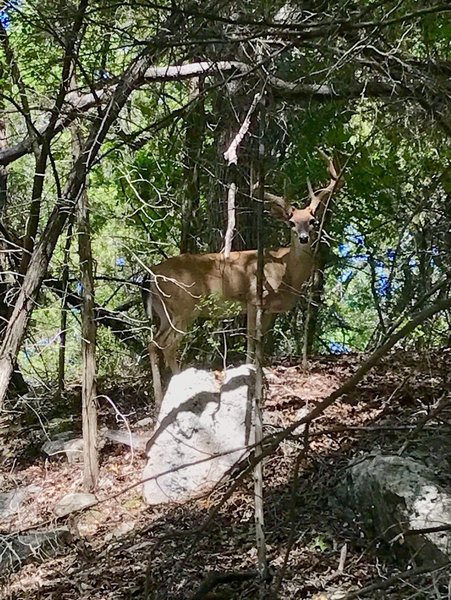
[188,570,257,600]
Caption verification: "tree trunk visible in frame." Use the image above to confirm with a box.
[57,222,74,398]
[304,250,327,357]
[0,91,28,396]
[253,102,268,593]
[78,185,98,491]
[72,119,98,490]
[180,77,205,253]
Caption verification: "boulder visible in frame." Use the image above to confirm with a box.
[143,365,255,504]
[338,454,451,566]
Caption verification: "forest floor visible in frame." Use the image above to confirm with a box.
[0,350,450,599]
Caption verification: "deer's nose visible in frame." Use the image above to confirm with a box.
[299,234,309,244]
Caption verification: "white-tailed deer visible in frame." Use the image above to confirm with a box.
[143,155,343,407]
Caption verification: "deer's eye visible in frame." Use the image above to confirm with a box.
[288,219,296,227]
[310,218,317,226]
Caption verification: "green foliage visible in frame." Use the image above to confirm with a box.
[1,0,449,391]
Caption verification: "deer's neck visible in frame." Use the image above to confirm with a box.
[286,232,314,285]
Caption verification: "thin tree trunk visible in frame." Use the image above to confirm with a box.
[19,147,48,276]
[253,102,267,593]
[303,252,326,362]
[302,186,335,364]
[0,85,28,396]
[180,78,205,254]
[78,188,98,490]
[57,222,74,398]
[73,124,98,490]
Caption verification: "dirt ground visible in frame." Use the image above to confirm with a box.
[0,350,450,599]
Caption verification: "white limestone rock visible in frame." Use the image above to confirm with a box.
[143,366,255,505]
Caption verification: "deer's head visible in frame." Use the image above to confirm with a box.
[262,155,343,245]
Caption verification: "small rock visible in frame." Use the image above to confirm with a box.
[105,430,148,452]
[134,416,153,428]
[54,492,96,517]
[105,521,135,541]
[42,437,83,463]
[63,438,84,463]
[0,485,41,519]
[42,439,68,457]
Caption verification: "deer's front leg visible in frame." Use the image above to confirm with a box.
[246,304,256,362]
[247,305,275,362]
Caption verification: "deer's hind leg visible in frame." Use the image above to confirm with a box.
[149,342,164,414]
[150,319,186,413]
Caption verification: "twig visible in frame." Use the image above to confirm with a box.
[398,393,450,455]
[223,92,262,166]
[189,570,257,600]
[223,91,263,258]
[342,560,450,599]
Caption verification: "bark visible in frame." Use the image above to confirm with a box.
[71,118,98,490]
[57,223,74,398]
[0,78,28,396]
[253,103,267,588]
[303,252,326,360]
[180,78,205,253]
[19,147,48,275]
[78,181,99,491]
[302,174,336,362]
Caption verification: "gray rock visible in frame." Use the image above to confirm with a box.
[134,416,153,428]
[0,527,72,573]
[42,437,83,463]
[41,439,68,456]
[338,454,451,566]
[104,521,135,541]
[143,365,255,505]
[62,438,84,463]
[104,429,148,452]
[54,492,96,517]
[0,485,41,519]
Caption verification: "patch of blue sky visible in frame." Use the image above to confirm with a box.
[0,10,10,27]
[348,253,368,266]
[338,226,367,264]
[339,269,354,284]
[329,341,351,354]
[376,275,390,296]
[387,248,396,261]
[349,232,364,245]
[338,242,350,257]
[116,256,126,267]
[0,0,20,28]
